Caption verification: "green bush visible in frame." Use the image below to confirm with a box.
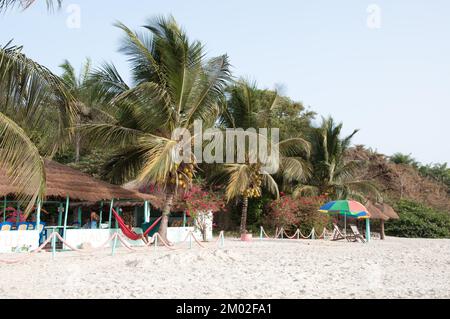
[385,200,450,238]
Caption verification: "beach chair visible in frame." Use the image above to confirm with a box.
[349,225,366,243]
[331,224,349,241]
[17,222,29,231]
[0,222,13,231]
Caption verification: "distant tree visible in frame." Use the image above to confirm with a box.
[390,153,419,168]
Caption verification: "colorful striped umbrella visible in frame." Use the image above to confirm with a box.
[319,200,370,219]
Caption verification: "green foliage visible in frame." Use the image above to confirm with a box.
[295,117,379,202]
[390,153,419,168]
[418,163,450,192]
[385,200,450,238]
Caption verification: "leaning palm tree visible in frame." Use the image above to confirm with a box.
[83,16,230,241]
[217,80,311,234]
[295,117,379,201]
[0,42,74,210]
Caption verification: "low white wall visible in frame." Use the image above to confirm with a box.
[62,226,210,249]
[0,231,39,253]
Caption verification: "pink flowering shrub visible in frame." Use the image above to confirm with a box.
[265,194,330,233]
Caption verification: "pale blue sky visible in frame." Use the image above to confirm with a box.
[1,0,449,164]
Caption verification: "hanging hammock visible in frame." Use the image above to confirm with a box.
[112,208,162,241]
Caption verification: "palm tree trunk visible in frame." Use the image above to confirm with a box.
[240,196,249,235]
[158,187,175,243]
[74,131,81,163]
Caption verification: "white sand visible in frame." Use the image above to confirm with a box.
[0,236,449,299]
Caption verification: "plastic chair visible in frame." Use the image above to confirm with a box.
[16,222,29,231]
[0,222,13,231]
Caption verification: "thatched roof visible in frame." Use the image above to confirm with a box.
[374,202,400,220]
[0,159,159,204]
[365,201,400,220]
[365,201,389,220]
[122,180,186,212]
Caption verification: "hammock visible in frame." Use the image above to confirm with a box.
[112,208,162,241]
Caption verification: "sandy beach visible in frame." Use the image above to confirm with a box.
[0,236,449,299]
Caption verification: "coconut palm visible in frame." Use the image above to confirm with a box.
[59,59,113,163]
[0,0,61,12]
[83,16,230,241]
[217,80,311,234]
[0,42,74,210]
[295,117,380,201]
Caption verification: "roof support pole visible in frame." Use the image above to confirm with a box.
[36,199,41,244]
[77,206,82,226]
[58,202,63,227]
[63,196,69,240]
[108,198,114,228]
[144,200,149,223]
[365,218,371,243]
[3,196,6,222]
[99,201,103,226]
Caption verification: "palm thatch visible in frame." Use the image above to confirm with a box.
[374,202,400,220]
[122,180,186,212]
[0,159,159,204]
[365,200,389,220]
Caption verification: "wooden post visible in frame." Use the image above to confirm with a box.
[380,219,385,240]
[365,219,371,243]
[260,226,263,241]
[311,228,315,240]
[183,212,187,228]
[108,199,114,228]
[63,196,69,240]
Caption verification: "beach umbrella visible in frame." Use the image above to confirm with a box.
[319,200,370,233]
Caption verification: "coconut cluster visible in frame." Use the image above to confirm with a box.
[169,163,195,189]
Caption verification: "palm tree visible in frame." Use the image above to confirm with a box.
[0,42,74,210]
[0,0,61,12]
[295,117,379,201]
[83,16,230,241]
[59,59,112,163]
[218,80,311,234]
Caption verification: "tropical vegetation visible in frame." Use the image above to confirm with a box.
[1,10,448,238]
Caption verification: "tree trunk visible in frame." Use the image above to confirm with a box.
[240,196,249,235]
[158,187,175,243]
[75,132,81,163]
[380,219,385,240]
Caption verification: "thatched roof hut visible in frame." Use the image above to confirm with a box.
[365,200,400,240]
[374,203,400,220]
[365,201,389,221]
[0,159,159,205]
